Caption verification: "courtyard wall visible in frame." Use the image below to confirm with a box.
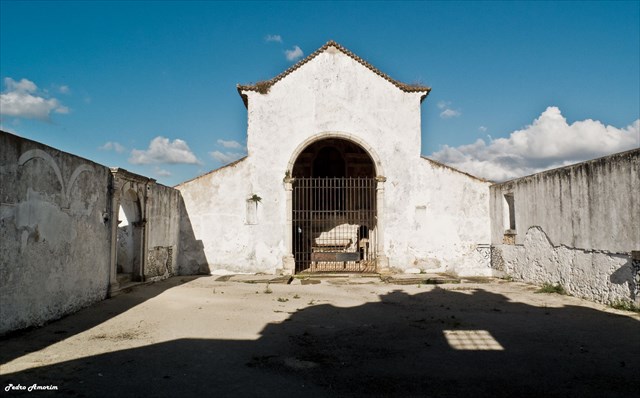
[145,182,183,280]
[0,132,112,334]
[490,149,640,305]
[0,132,185,335]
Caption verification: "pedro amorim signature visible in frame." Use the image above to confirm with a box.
[5,384,59,392]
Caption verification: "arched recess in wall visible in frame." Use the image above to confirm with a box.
[117,185,143,281]
[287,132,384,177]
[289,135,381,274]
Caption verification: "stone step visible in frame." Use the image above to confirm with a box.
[381,273,460,285]
[219,274,293,284]
[297,272,380,279]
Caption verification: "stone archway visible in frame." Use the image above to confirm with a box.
[282,133,388,274]
[286,132,385,177]
[108,168,154,295]
[116,187,143,281]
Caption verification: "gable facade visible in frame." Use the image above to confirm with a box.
[177,41,492,276]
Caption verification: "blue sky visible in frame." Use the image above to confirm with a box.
[1,1,639,185]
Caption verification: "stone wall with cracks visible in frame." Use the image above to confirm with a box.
[492,227,637,305]
[490,149,640,305]
[0,132,112,335]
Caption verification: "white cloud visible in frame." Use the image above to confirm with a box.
[155,168,172,177]
[7,78,37,93]
[210,138,247,164]
[209,150,245,164]
[437,100,461,119]
[217,139,243,149]
[479,126,487,132]
[285,45,304,61]
[99,141,126,153]
[430,106,639,182]
[129,136,200,165]
[58,85,70,94]
[440,108,461,119]
[265,34,283,43]
[1,77,69,120]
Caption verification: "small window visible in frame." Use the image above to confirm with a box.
[414,205,426,229]
[503,193,516,232]
[246,200,258,225]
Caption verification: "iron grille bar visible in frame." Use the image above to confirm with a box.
[293,177,377,273]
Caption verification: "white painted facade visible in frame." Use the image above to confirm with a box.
[177,41,492,276]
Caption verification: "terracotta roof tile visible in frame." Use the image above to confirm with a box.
[237,40,431,107]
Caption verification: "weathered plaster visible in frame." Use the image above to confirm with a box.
[493,227,637,305]
[108,168,183,288]
[145,183,182,280]
[1,132,111,335]
[490,149,640,304]
[177,158,270,273]
[177,44,492,276]
[490,149,640,251]
[385,157,492,276]
[1,132,184,335]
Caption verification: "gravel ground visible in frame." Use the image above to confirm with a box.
[1,275,639,398]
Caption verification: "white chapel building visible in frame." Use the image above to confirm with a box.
[177,41,492,276]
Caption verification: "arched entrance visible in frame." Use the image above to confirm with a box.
[116,186,143,282]
[291,138,378,273]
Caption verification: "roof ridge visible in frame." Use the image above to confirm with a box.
[237,40,431,106]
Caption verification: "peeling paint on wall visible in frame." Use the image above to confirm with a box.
[1,132,111,335]
[493,227,636,305]
[1,132,185,335]
[489,149,640,305]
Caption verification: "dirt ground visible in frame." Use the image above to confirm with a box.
[1,275,639,398]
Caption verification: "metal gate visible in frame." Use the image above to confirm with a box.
[293,177,377,273]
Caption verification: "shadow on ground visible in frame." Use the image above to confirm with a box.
[0,276,203,365]
[1,286,638,398]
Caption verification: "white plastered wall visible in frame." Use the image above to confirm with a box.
[177,47,492,275]
[489,150,640,304]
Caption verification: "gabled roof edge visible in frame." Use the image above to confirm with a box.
[420,155,492,183]
[237,40,432,107]
[174,156,248,188]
